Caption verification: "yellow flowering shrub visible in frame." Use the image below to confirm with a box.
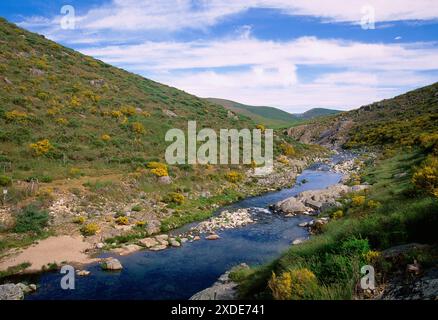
[131,122,146,134]
[70,96,81,108]
[367,200,381,209]
[330,210,344,219]
[101,134,111,142]
[5,110,28,122]
[280,143,296,157]
[277,156,289,165]
[412,156,438,196]
[81,223,100,236]
[115,216,129,225]
[364,250,381,264]
[351,195,366,207]
[47,107,60,116]
[268,268,318,300]
[256,124,266,133]
[120,106,136,116]
[73,216,86,224]
[69,167,82,177]
[111,110,123,118]
[148,162,169,177]
[226,171,244,183]
[136,221,146,227]
[29,139,52,156]
[56,117,68,125]
[167,192,185,205]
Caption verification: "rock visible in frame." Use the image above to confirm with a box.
[95,242,105,249]
[150,244,167,251]
[406,260,421,275]
[205,234,220,240]
[155,234,169,245]
[305,199,323,210]
[101,258,123,271]
[274,197,307,214]
[180,238,188,243]
[169,239,181,247]
[29,67,45,76]
[298,222,309,227]
[76,270,91,276]
[28,284,37,291]
[115,244,142,256]
[190,264,249,300]
[138,237,159,248]
[17,283,33,294]
[351,185,370,192]
[163,109,178,117]
[146,220,161,235]
[158,176,172,184]
[292,238,307,245]
[3,77,12,85]
[193,236,201,241]
[393,172,408,179]
[0,284,24,300]
[90,79,105,87]
[309,219,328,234]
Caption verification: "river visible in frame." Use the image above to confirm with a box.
[24,162,343,300]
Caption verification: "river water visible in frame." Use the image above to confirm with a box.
[25,163,342,300]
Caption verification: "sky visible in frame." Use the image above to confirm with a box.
[1,0,438,113]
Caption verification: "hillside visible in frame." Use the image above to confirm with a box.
[0,18,326,263]
[294,108,341,120]
[206,98,300,128]
[286,83,438,149]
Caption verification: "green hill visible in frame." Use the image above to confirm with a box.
[0,17,326,257]
[294,108,341,120]
[287,83,438,149]
[206,98,300,128]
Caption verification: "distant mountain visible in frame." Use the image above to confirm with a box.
[206,98,299,128]
[294,108,341,120]
[286,82,438,149]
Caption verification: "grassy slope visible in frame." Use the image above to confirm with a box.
[0,17,256,182]
[206,98,300,128]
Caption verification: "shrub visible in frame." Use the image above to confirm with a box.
[280,143,296,157]
[135,221,146,227]
[268,268,319,300]
[256,124,266,133]
[14,206,49,234]
[5,110,28,122]
[73,216,86,224]
[131,204,142,212]
[120,106,136,116]
[412,156,438,196]
[131,122,146,134]
[111,110,123,118]
[115,216,129,225]
[351,195,366,207]
[81,223,100,236]
[56,117,68,125]
[29,139,52,156]
[367,200,381,209]
[148,162,169,177]
[226,171,244,183]
[101,134,111,142]
[0,175,12,187]
[166,192,185,205]
[330,210,344,220]
[364,250,381,264]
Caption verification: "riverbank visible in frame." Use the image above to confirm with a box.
[230,149,438,300]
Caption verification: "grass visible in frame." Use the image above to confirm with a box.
[233,148,438,299]
[0,262,31,280]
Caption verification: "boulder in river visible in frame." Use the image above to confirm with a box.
[101,257,123,271]
[274,197,307,214]
[206,234,220,240]
[138,237,159,248]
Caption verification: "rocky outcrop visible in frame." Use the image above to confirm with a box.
[0,284,24,300]
[273,197,308,214]
[101,257,123,270]
[190,264,249,300]
[193,209,254,234]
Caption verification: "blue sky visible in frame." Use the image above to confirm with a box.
[1,0,438,112]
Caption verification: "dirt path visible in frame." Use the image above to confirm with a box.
[0,235,97,272]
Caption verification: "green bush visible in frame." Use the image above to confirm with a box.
[14,206,50,234]
[0,175,12,186]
